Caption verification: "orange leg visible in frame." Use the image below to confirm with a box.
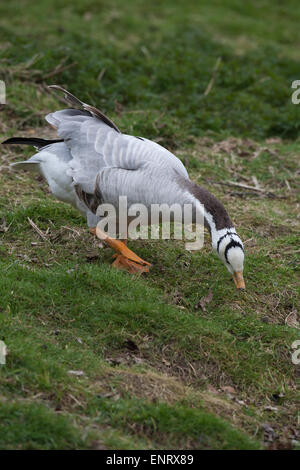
[91,227,151,274]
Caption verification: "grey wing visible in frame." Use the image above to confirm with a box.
[97,163,192,211]
[46,110,106,192]
[46,109,189,195]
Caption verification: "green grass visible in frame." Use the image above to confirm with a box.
[2,0,300,142]
[0,0,299,450]
[0,402,87,450]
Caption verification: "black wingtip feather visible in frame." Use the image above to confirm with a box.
[1,137,63,147]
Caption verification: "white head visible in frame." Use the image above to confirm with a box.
[214,230,245,289]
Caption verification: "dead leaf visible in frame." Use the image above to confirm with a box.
[264,405,278,412]
[262,423,277,442]
[0,219,10,233]
[133,356,144,364]
[266,137,282,144]
[91,441,107,450]
[207,384,219,394]
[236,399,247,406]
[221,385,236,394]
[195,289,213,311]
[285,311,299,329]
[83,12,92,21]
[68,370,85,376]
[85,251,99,262]
[162,358,171,366]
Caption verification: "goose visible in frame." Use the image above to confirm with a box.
[2,85,245,289]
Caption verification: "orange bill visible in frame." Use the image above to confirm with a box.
[233,271,245,290]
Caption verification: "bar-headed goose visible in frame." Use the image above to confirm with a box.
[3,85,245,289]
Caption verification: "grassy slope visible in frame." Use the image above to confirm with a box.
[0,0,299,450]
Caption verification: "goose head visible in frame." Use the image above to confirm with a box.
[215,231,245,290]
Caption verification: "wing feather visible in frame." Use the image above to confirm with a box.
[48,85,121,133]
[45,89,189,197]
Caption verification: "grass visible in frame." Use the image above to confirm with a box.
[0,0,299,450]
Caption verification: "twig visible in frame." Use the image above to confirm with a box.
[17,110,45,128]
[61,225,81,237]
[285,179,291,191]
[204,57,222,96]
[97,68,106,81]
[68,393,84,407]
[39,59,77,81]
[27,217,51,243]
[207,180,285,198]
[140,46,150,59]
[251,175,260,189]
[282,248,300,255]
[225,180,268,193]
[244,237,255,245]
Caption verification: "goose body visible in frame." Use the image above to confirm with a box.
[3,85,245,288]
[10,140,100,227]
